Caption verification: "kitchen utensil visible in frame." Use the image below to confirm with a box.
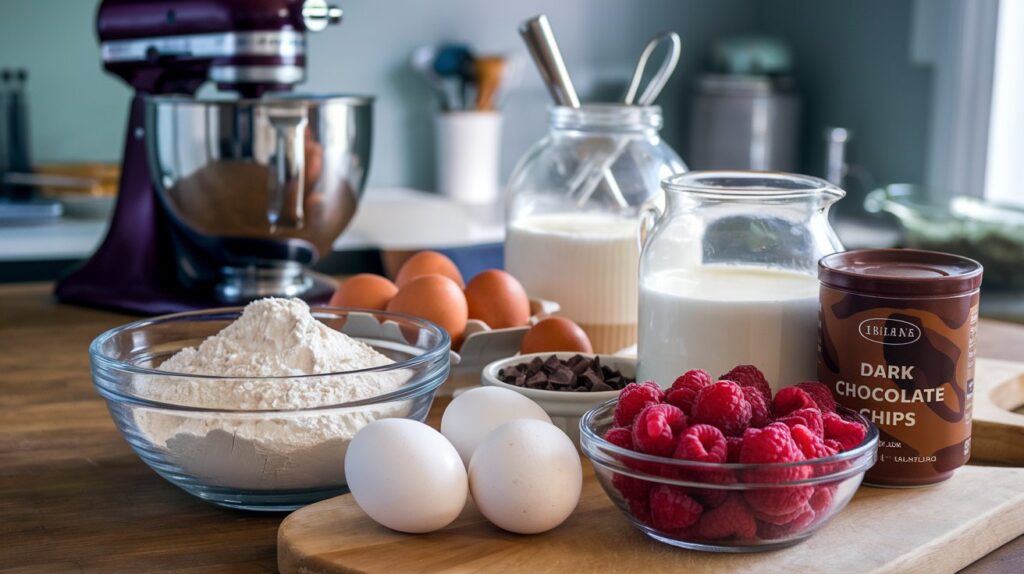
[473,56,506,111]
[518,15,580,108]
[572,31,681,206]
[518,15,627,209]
[55,0,371,315]
[623,31,682,106]
[411,45,453,109]
[435,110,501,204]
[481,352,633,446]
[433,44,474,111]
[90,306,450,511]
[865,184,1024,291]
[278,451,1024,572]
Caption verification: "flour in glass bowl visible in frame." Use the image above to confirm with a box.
[133,298,413,491]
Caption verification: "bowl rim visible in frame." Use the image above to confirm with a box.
[580,398,879,481]
[481,352,635,402]
[89,306,451,412]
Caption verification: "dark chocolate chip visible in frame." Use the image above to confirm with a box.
[590,381,614,393]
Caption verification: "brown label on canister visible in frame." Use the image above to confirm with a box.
[818,287,978,487]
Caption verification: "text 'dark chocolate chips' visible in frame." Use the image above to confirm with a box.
[498,354,634,392]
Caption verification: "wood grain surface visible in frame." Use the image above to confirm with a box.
[277,465,1024,574]
[1,282,1022,573]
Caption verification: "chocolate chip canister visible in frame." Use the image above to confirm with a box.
[818,249,982,487]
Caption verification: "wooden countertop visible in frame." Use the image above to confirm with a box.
[2,283,1021,573]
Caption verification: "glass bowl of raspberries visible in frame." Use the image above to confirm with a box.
[579,365,878,552]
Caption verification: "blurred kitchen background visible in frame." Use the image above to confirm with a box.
[1,0,1021,319]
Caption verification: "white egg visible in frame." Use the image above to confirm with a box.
[345,419,467,533]
[441,386,552,465]
[468,419,582,534]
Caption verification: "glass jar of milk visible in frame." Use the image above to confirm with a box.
[637,171,844,392]
[505,105,686,353]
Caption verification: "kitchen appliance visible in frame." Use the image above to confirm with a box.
[689,37,800,171]
[56,0,373,314]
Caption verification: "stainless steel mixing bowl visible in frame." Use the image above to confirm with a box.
[145,95,372,300]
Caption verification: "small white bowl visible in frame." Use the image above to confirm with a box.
[481,352,636,445]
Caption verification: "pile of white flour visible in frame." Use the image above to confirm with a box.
[134,298,411,491]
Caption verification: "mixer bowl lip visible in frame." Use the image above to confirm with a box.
[145,93,374,106]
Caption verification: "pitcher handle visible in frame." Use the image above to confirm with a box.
[267,110,308,230]
[637,205,660,252]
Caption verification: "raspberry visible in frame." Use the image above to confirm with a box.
[789,424,837,460]
[692,381,752,437]
[720,364,772,403]
[674,424,727,463]
[756,507,816,540]
[612,472,652,502]
[613,381,665,427]
[649,485,702,531]
[754,502,811,525]
[632,404,687,456]
[726,436,743,463]
[604,426,634,451]
[773,386,817,417]
[696,494,757,540]
[778,407,824,438]
[809,484,837,513]
[688,469,736,508]
[742,386,773,428]
[628,497,653,525]
[665,369,712,415]
[824,438,845,453]
[740,423,813,516]
[796,381,837,412]
[823,411,868,451]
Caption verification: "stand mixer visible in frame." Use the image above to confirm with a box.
[55,0,373,314]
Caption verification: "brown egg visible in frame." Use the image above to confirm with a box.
[395,251,465,288]
[386,274,468,339]
[329,274,398,310]
[464,269,531,329]
[520,316,593,354]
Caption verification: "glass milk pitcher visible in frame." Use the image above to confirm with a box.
[505,105,686,353]
[637,171,845,392]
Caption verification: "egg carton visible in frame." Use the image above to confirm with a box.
[446,298,560,393]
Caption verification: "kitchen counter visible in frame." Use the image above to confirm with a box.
[1,282,1021,572]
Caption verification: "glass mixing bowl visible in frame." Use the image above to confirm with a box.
[580,399,878,552]
[90,307,450,511]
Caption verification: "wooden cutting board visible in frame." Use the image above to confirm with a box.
[973,358,1024,464]
[278,464,1024,574]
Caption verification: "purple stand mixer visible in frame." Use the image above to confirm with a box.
[56,0,373,315]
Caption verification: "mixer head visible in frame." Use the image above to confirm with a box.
[96,0,341,96]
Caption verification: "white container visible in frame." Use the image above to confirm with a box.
[481,352,636,446]
[436,111,502,204]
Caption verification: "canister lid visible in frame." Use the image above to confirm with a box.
[819,249,983,297]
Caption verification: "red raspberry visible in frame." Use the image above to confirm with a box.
[789,424,837,460]
[823,412,868,451]
[649,485,702,531]
[696,494,757,540]
[665,369,712,415]
[628,496,653,525]
[612,472,652,503]
[688,469,736,508]
[604,426,634,451]
[674,424,727,463]
[726,436,743,463]
[809,484,837,514]
[692,381,752,437]
[796,381,837,412]
[756,507,816,540]
[613,381,665,427]
[740,423,813,516]
[754,502,811,525]
[742,386,773,428]
[720,364,772,403]
[778,407,824,438]
[773,386,817,417]
[824,438,845,453]
[632,403,687,456]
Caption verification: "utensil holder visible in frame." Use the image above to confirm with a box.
[436,111,502,205]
